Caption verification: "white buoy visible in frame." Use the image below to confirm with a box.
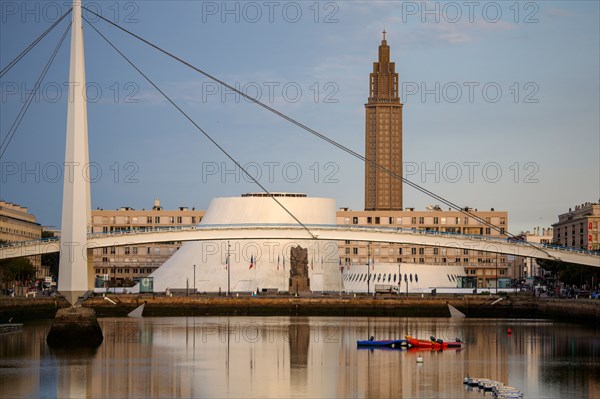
[416,356,423,363]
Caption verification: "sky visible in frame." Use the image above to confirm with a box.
[0,0,598,234]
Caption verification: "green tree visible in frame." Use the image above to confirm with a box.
[41,231,60,276]
[0,256,36,285]
[536,259,600,288]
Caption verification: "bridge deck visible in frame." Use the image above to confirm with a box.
[1,225,598,267]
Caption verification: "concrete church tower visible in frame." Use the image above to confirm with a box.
[365,31,403,211]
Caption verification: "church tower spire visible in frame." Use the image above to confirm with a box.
[365,32,403,211]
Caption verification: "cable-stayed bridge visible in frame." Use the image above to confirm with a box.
[1,1,598,303]
[1,224,598,267]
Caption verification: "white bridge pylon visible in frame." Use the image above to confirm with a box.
[58,0,91,305]
[2,225,599,267]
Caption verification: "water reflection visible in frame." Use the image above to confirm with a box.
[0,317,598,398]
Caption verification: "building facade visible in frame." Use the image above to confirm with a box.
[90,198,205,283]
[0,200,43,276]
[553,202,600,251]
[522,227,554,278]
[365,31,403,211]
[336,207,511,288]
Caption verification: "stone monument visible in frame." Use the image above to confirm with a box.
[289,246,310,294]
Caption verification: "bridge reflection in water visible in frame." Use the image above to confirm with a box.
[0,317,598,398]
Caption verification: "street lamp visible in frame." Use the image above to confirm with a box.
[367,242,371,296]
[495,252,498,294]
[227,241,231,296]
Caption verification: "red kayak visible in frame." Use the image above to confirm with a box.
[405,335,463,349]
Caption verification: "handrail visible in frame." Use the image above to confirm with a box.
[1,224,598,257]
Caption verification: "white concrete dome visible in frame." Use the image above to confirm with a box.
[148,194,341,293]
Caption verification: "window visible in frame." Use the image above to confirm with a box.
[102,248,108,255]
[411,248,417,255]
[124,247,130,255]
[500,217,506,225]
[352,248,358,255]
[463,249,469,255]
[418,217,424,224]
[192,216,196,224]
[398,248,403,255]
[154,216,160,223]
[411,217,417,224]
[418,248,424,255]
[177,216,182,224]
[345,248,350,255]
[389,217,393,224]
[103,226,108,233]
[147,217,152,224]
[170,217,175,224]
[433,217,439,224]
[147,247,151,255]
[367,217,372,224]
[110,247,116,255]
[133,247,138,255]
[352,217,358,224]
[485,228,491,235]
[433,248,438,255]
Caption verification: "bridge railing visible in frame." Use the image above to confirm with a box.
[1,223,598,257]
[84,223,600,257]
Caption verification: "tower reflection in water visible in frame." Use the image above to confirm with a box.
[0,317,598,398]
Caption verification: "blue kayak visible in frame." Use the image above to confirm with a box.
[357,339,407,348]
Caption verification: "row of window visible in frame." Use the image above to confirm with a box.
[0,226,40,237]
[95,268,154,275]
[95,216,200,225]
[100,246,179,256]
[344,272,420,284]
[346,216,505,226]
[342,246,494,257]
[466,269,507,275]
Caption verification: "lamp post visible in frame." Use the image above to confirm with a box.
[398,263,401,293]
[367,242,371,296]
[495,252,498,294]
[227,241,231,296]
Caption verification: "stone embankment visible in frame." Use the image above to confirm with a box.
[0,294,598,323]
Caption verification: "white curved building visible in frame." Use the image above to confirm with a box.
[342,264,467,294]
[147,193,342,293]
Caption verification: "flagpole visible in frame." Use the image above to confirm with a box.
[227,241,230,296]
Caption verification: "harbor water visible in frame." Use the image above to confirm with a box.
[1,316,598,398]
